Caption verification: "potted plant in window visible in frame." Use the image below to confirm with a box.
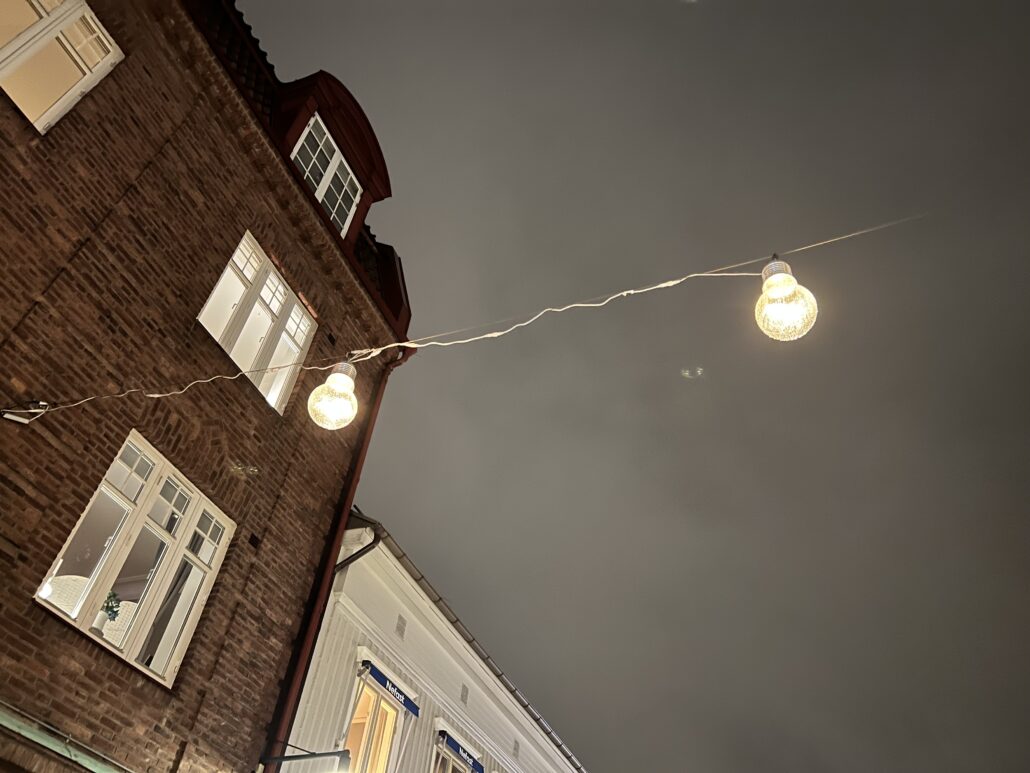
[91,591,120,636]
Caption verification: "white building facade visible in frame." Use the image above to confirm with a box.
[285,513,585,773]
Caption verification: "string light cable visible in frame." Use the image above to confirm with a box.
[0,213,925,426]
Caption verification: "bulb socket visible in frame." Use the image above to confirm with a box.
[761,260,793,282]
[331,363,357,379]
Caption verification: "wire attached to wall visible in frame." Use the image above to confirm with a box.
[0,214,925,424]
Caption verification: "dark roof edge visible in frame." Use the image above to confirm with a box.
[346,508,588,773]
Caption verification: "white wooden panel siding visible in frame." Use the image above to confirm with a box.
[288,540,580,773]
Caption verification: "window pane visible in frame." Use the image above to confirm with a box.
[197,512,213,535]
[136,558,206,675]
[104,443,154,502]
[0,0,40,48]
[62,15,110,72]
[260,273,286,316]
[38,488,129,619]
[322,184,341,213]
[187,510,223,566]
[294,143,313,170]
[342,685,376,770]
[285,305,312,344]
[147,478,190,536]
[260,329,300,410]
[231,241,262,280]
[94,527,167,649]
[228,301,273,371]
[293,116,337,192]
[0,36,86,123]
[198,264,247,343]
[366,700,397,773]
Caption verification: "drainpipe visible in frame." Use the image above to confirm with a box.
[262,347,412,772]
[332,509,383,575]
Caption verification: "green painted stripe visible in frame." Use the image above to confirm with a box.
[0,702,132,773]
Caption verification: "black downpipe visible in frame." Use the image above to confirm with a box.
[334,516,382,575]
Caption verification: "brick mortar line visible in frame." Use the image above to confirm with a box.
[0,91,206,361]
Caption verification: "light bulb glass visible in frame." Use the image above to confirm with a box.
[762,271,798,300]
[755,261,817,341]
[307,365,359,430]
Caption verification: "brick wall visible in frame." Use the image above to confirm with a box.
[0,2,400,771]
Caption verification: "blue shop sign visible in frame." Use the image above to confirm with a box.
[441,732,485,773]
[361,660,420,717]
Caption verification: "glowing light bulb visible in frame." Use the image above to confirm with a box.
[307,363,359,429]
[755,259,818,341]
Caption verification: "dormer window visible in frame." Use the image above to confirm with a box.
[290,112,362,238]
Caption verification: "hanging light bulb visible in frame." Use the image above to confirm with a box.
[307,363,359,429]
[754,258,818,341]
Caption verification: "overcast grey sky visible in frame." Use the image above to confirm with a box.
[240,1,1030,770]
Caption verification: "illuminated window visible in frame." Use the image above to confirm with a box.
[197,231,317,414]
[342,682,400,773]
[433,749,470,773]
[35,430,235,686]
[0,0,122,133]
[290,112,363,238]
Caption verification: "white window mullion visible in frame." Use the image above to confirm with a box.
[73,457,167,634]
[312,152,342,202]
[289,113,319,158]
[268,312,316,412]
[161,497,235,678]
[253,298,290,368]
[120,486,203,659]
[219,263,269,353]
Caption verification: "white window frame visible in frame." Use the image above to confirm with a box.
[197,231,317,414]
[290,112,364,239]
[0,0,123,133]
[34,430,235,687]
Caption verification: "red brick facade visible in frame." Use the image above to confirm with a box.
[0,2,407,771]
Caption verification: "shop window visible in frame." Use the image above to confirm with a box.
[342,681,400,773]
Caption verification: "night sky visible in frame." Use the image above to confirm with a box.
[239,2,1030,770]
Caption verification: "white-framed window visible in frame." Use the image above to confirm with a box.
[341,680,402,773]
[197,231,317,414]
[0,0,122,133]
[290,112,363,238]
[35,430,236,686]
